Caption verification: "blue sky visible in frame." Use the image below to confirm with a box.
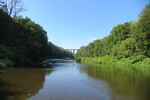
[22,0,149,49]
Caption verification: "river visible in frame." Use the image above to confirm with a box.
[0,59,150,100]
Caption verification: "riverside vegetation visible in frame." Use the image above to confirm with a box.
[75,4,150,66]
[0,1,73,68]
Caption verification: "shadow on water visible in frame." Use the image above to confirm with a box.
[80,64,150,100]
[0,82,23,100]
[0,67,54,100]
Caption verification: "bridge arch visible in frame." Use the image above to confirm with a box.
[65,49,79,54]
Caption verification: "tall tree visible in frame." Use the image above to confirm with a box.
[76,4,150,59]
[0,0,25,18]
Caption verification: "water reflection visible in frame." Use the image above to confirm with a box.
[1,60,150,100]
[0,68,53,100]
[28,60,111,100]
[80,64,150,100]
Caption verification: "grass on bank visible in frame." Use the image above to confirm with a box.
[76,55,150,67]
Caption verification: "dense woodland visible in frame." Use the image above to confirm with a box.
[0,1,150,67]
[75,4,150,65]
[0,1,73,68]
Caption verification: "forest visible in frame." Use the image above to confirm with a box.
[75,4,150,66]
[0,1,73,68]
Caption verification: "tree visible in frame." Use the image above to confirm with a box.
[1,0,25,18]
[75,4,150,59]
[110,22,131,44]
[134,4,150,57]
[0,1,7,12]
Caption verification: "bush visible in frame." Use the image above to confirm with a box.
[97,56,118,63]
[0,59,14,66]
[140,58,150,65]
[0,61,7,68]
[76,58,81,62]
[79,56,118,65]
[0,45,13,59]
[118,55,147,64]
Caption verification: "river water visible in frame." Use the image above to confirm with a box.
[0,59,150,100]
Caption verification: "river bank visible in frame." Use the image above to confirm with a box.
[76,56,150,67]
[0,57,73,69]
[0,59,14,69]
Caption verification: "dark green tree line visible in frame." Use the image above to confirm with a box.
[76,4,150,60]
[0,8,73,67]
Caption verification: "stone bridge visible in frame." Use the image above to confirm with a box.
[65,49,79,54]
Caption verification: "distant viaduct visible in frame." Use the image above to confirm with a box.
[65,49,79,54]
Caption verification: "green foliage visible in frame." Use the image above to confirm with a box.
[76,4,150,65]
[76,58,81,62]
[51,43,73,59]
[111,22,131,43]
[0,62,7,68]
[141,58,150,65]
[0,58,14,66]
[79,55,148,66]
[134,4,150,57]
[118,55,146,64]
[0,45,13,59]
[0,9,73,66]
[80,57,96,64]
[79,56,118,65]
[115,38,137,58]
[97,56,118,63]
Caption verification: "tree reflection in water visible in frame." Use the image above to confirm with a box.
[80,64,150,100]
[0,67,53,100]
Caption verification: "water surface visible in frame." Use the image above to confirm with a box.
[0,59,150,100]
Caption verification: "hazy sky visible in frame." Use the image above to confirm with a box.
[22,0,149,49]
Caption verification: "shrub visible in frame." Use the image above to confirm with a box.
[97,56,118,63]
[118,55,147,64]
[0,45,13,59]
[141,58,150,65]
[0,61,7,68]
[0,59,14,66]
